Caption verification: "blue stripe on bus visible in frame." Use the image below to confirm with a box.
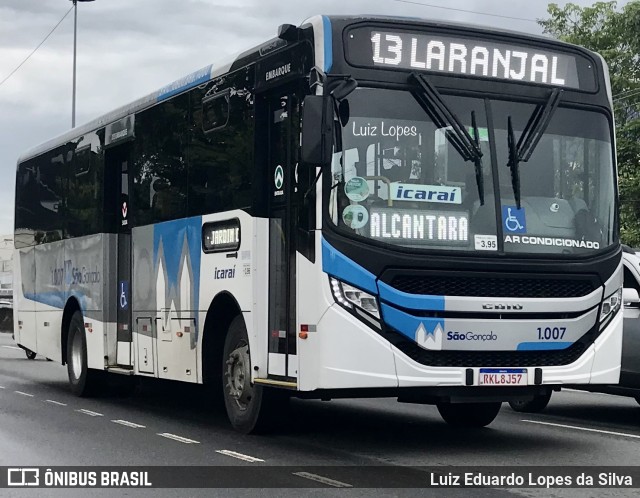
[517,342,573,351]
[157,64,213,102]
[24,291,87,312]
[378,281,445,311]
[153,216,202,336]
[380,303,444,341]
[322,16,333,72]
[321,238,377,294]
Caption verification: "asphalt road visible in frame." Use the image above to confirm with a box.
[1,331,639,497]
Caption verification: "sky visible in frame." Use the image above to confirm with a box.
[0,0,625,236]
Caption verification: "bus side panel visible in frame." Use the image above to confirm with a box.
[296,238,332,388]
[249,216,268,381]
[34,240,65,362]
[590,311,623,384]
[131,224,161,378]
[64,234,106,370]
[297,236,398,391]
[197,212,258,381]
[133,218,211,383]
[14,246,37,353]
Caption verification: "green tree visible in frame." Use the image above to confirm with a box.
[540,1,640,245]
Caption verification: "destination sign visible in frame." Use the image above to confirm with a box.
[369,208,469,245]
[202,219,241,253]
[346,27,595,90]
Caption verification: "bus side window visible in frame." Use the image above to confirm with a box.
[202,92,230,133]
[67,141,102,237]
[189,70,254,217]
[190,89,228,215]
[132,94,189,226]
[34,149,66,243]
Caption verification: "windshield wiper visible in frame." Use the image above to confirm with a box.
[410,72,485,205]
[507,88,562,209]
[470,111,484,207]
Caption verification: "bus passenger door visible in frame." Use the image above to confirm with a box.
[106,145,134,367]
[266,90,301,382]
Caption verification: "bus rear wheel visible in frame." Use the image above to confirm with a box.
[508,392,552,413]
[67,310,101,397]
[25,349,36,360]
[222,316,283,434]
[437,402,501,427]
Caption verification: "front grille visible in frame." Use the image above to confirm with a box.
[393,338,588,367]
[390,275,595,298]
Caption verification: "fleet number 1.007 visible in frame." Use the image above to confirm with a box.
[537,326,566,340]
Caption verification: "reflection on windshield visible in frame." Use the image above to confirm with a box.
[328,88,616,255]
[494,102,615,254]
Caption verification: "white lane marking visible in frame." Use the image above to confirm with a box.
[0,386,5,389]
[14,391,34,397]
[77,409,103,417]
[157,433,200,444]
[523,419,640,439]
[1,345,21,350]
[112,419,146,428]
[293,472,352,488]
[562,388,619,397]
[215,450,264,463]
[45,399,67,406]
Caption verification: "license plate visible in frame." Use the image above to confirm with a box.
[479,368,527,386]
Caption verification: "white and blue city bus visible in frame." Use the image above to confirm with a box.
[13,15,622,432]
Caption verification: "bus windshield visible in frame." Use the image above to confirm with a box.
[328,87,616,255]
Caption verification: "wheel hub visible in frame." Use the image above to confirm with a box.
[225,345,252,408]
[70,331,83,380]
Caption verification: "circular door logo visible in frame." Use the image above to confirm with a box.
[344,177,370,202]
[274,165,284,190]
[342,205,369,229]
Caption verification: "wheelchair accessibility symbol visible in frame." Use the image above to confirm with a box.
[119,281,128,310]
[502,206,526,234]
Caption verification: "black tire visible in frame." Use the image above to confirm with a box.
[222,316,286,433]
[437,402,502,427]
[66,310,102,397]
[25,349,37,360]
[508,392,552,413]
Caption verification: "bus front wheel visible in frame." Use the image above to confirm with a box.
[222,316,284,433]
[437,401,501,427]
[66,310,101,397]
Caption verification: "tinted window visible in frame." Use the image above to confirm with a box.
[14,160,40,247]
[189,68,254,216]
[202,92,230,132]
[67,133,103,237]
[132,94,189,226]
[34,147,67,243]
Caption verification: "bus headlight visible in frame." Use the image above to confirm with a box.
[330,277,380,319]
[600,288,622,326]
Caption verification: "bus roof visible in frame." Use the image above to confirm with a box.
[17,14,604,164]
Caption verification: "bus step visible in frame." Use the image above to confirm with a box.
[106,366,134,376]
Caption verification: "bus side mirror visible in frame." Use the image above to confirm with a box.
[301,95,334,167]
